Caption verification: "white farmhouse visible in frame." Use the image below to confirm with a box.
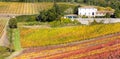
[78,6,114,17]
[78,6,97,17]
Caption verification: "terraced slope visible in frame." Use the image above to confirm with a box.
[20,23,120,48]
[13,33,120,59]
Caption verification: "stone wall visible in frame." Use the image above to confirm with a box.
[75,18,120,25]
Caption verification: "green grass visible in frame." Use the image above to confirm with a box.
[0,46,10,59]
[13,29,22,51]
[20,23,120,48]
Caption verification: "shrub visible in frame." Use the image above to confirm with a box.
[74,5,81,15]
[72,20,81,25]
[9,18,17,28]
[114,10,120,18]
[16,15,37,22]
[61,18,72,24]
[50,18,81,27]
[0,46,10,59]
[50,20,61,27]
[37,2,63,22]
[105,13,111,18]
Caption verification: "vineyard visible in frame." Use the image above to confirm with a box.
[0,2,76,15]
[14,31,120,59]
[0,2,53,15]
[19,23,120,48]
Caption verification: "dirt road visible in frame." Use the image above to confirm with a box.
[0,17,10,47]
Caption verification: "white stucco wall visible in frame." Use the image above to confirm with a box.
[78,7,97,17]
[76,18,120,25]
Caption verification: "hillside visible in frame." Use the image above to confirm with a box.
[14,31,120,59]
[0,1,120,59]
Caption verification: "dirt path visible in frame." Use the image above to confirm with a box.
[0,17,10,47]
[21,25,51,29]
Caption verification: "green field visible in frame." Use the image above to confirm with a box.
[12,29,22,51]
[19,23,120,48]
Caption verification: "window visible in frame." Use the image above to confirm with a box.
[92,12,94,15]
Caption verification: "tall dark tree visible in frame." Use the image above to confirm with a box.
[74,5,81,15]
[9,18,17,28]
[114,9,120,18]
[37,0,63,22]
